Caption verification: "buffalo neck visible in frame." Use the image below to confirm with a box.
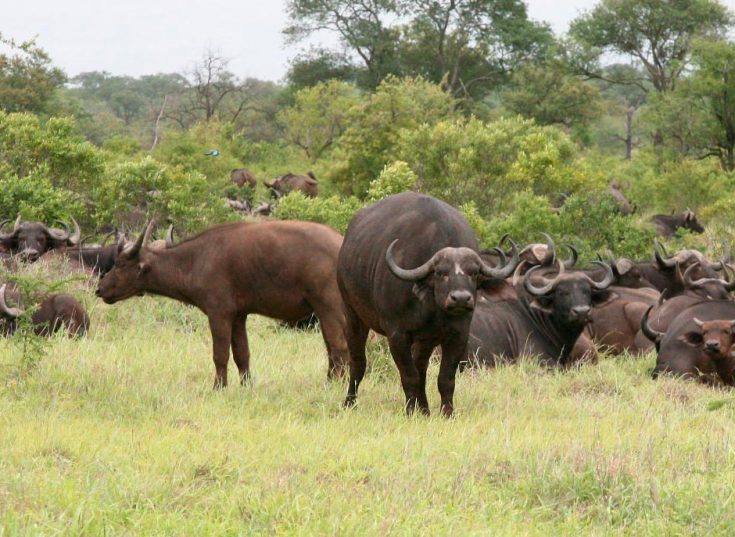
[140,246,199,306]
[520,295,586,364]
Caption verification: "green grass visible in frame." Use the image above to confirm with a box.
[2,286,735,535]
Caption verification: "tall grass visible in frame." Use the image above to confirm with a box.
[1,287,735,535]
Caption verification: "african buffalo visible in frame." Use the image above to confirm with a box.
[337,192,518,416]
[466,260,615,367]
[96,220,349,387]
[264,172,318,199]
[0,216,81,262]
[643,300,735,386]
[652,210,705,238]
[607,180,635,215]
[231,168,257,188]
[0,284,89,337]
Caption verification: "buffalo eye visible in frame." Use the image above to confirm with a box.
[683,332,703,346]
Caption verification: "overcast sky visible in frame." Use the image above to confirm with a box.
[4,0,730,82]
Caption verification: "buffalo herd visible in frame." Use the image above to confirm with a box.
[2,191,734,415]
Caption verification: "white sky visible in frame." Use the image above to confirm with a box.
[3,0,733,82]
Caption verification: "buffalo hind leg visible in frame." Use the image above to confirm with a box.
[388,333,427,416]
[343,305,369,408]
[310,298,349,379]
[231,314,251,385]
[208,315,233,389]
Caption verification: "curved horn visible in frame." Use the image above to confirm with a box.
[480,239,519,279]
[654,240,676,269]
[67,217,81,245]
[681,261,734,291]
[0,284,23,319]
[539,232,556,266]
[641,306,665,344]
[385,239,435,281]
[693,318,705,328]
[563,244,579,269]
[583,261,615,290]
[165,224,175,248]
[46,220,70,241]
[524,259,565,296]
[47,217,82,244]
[13,215,21,231]
[125,220,155,258]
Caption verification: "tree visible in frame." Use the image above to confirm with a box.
[284,0,402,89]
[278,80,360,161]
[597,64,649,159]
[0,33,66,114]
[570,0,732,94]
[286,48,358,89]
[396,0,554,99]
[501,60,602,129]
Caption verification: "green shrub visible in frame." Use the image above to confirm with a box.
[273,191,363,233]
[0,166,83,222]
[367,161,417,201]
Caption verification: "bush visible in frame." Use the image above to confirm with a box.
[273,191,364,233]
[0,165,83,222]
[367,161,417,201]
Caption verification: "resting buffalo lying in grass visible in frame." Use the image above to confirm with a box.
[96,220,349,387]
[0,284,89,337]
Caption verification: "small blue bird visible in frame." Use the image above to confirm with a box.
[204,149,220,156]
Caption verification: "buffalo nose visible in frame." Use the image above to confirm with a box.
[449,290,473,305]
[95,288,101,297]
[706,341,721,351]
[571,305,591,317]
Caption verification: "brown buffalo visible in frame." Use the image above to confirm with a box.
[337,192,518,416]
[265,172,318,199]
[96,220,349,387]
[231,168,257,188]
[0,284,89,337]
[0,216,81,262]
[607,180,635,215]
[652,210,705,238]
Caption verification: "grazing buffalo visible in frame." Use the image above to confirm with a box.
[643,300,735,386]
[607,180,635,215]
[0,216,81,262]
[231,168,257,188]
[96,220,349,387]
[337,192,518,416]
[467,260,615,367]
[0,284,89,337]
[652,210,705,238]
[264,172,318,199]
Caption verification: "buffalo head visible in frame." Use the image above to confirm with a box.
[524,260,616,325]
[683,209,705,234]
[0,215,81,262]
[686,318,735,360]
[96,222,155,303]
[385,239,519,315]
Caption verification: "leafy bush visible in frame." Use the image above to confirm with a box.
[273,191,364,233]
[367,161,417,201]
[0,165,83,222]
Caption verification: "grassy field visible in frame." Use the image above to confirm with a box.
[2,284,735,536]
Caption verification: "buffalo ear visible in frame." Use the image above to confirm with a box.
[678,331,703,347]
[592,290,619,308]
[529,296,553,314]
[411,278,433,302]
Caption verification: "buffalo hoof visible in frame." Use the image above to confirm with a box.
[440,403,454,418]
[343,395,357,408]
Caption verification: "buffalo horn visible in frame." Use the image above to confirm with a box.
[524,259,565,296]
[641,306,664,344]
[165,224,175,248]
[693,318,705,328]
[654,240,676,269]
[563,244,579,269]
[0,284,23,318]
[539,232,556,265]
[681,262,734,291]
[385,239,435,281]
[582,261,615,290]
[480,239,519,279]
[126,220,155,257]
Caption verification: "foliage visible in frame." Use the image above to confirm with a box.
[395,116,604,216]
[0,33,66,114]
[0,166,83,222]
[278,80,360,161]
[366,160,417,201]
[329,76,458,196]
[273,191,364,233]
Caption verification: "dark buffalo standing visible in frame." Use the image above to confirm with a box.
[0,216,81,262]
[265,172,318,199]
[467,260,615,367]
[337,192,518,416]
[652,210,705,238]
[231,168,257,188]
[0,284,89,337]
[96,220,349,387]
[643,300,735,386]
[607,180,635,215]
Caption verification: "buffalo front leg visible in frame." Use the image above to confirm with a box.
[388,333,427,416]
[412,340,435,414]
[438,331,468,418]
[343,305,369,408]
[231,314,251,385]
[208,315,233,389]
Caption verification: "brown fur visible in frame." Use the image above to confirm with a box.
[96,220,348,387]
